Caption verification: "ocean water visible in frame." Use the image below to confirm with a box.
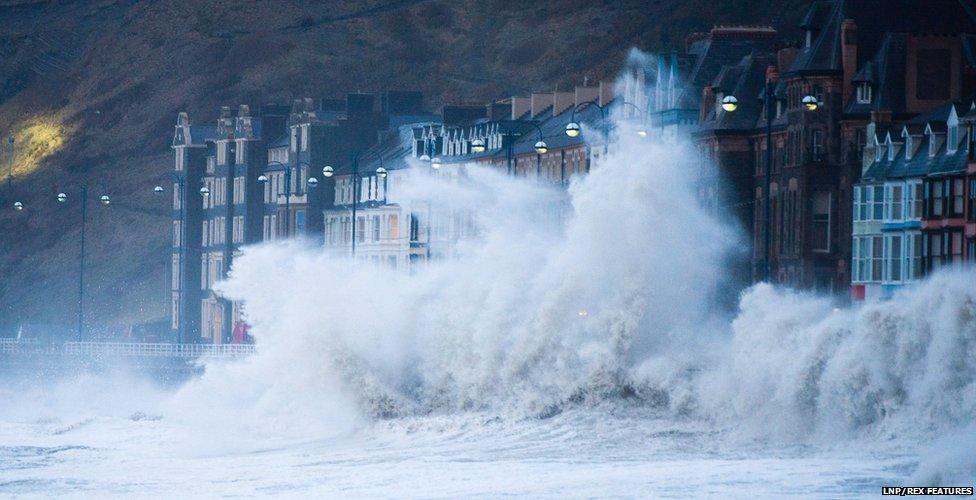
[0,397,923,498]
[2,116,974,498]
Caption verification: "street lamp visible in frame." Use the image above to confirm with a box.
[431,157,442,170]
[13,201,22,210]
[724,88,819,282]
[565,100,610,157]
[564,122,581,138]
[470,139,486,153]
[306,177,318,188]
[802,95,820,111]
[322,166,334,178]
[721,95,739,112]
[257,174,268,183]
[54,186,110,341]
[199,186,210,197]
[534,141,548,155]
[153,185,164,194]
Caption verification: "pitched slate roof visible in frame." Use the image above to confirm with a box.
[845,33,908,115]
[791,0,976,75]
[674,28,778,109]
[861,100,972,181]
[698,53,776,132]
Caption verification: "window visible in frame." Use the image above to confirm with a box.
[171,294,180,329]
[811,130,824,160]
[173,221,181,247]
[236,140,245,164]
[296,210,306,233]
[885,184,904,222]
[372,215,380,241]
[389,214,399,240]
[970,179,976,222]
[926,232,944,270]
[872,185,884,220]
[812,191,831,252]
[173,184,182,210]
[854,186,862,222]
[928,180,945,217]
[357,216,365,243]
[871,236,883,281]
[952,178,965,217]
[951,231,964,264]
[217,143,227,165]
[853,236,878,282]
[410,214,419,242]
[202,220,209,247]
[201,255,209,289]
[883,234,903,282]
[906,232,923,281]
[907,181,924,219]
[856,83,872,104]
[172,254,181,290]
[948,125,959,153]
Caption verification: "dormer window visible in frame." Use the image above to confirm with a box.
[856,83,872,104]
[948,124,959,153]
[887,141,895,161]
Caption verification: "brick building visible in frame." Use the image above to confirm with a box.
[697,0,976,293]
[171,92,431,343]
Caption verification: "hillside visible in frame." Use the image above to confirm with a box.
[0,0,807,336]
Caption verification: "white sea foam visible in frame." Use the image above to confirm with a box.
[171,119,976,457]
[3,67,975,495]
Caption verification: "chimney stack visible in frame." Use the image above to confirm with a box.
[574,86,599,107]
[777,47,798,74]
[599,81,614,107]
[553,92,574,115]
[510,96,530,120]
[700,86,715,123]
[841,19,858,103]
[530,92,553,118]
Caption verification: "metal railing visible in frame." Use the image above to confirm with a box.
[0,339,255,358]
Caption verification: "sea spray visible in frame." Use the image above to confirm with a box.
[173,119,976,454]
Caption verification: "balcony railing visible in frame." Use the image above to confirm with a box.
[0,339,255,358]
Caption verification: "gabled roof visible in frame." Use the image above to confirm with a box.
[862,102,970,181]
[845,33,908,115]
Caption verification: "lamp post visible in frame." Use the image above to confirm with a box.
[6,136,13,194]
[329,153,376,257]
[155,181,184,343]
[722,87,819,282]
[258,161,313,238]
[469,122,547,177]
[56,187,111,341]
[418,149,440,260]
